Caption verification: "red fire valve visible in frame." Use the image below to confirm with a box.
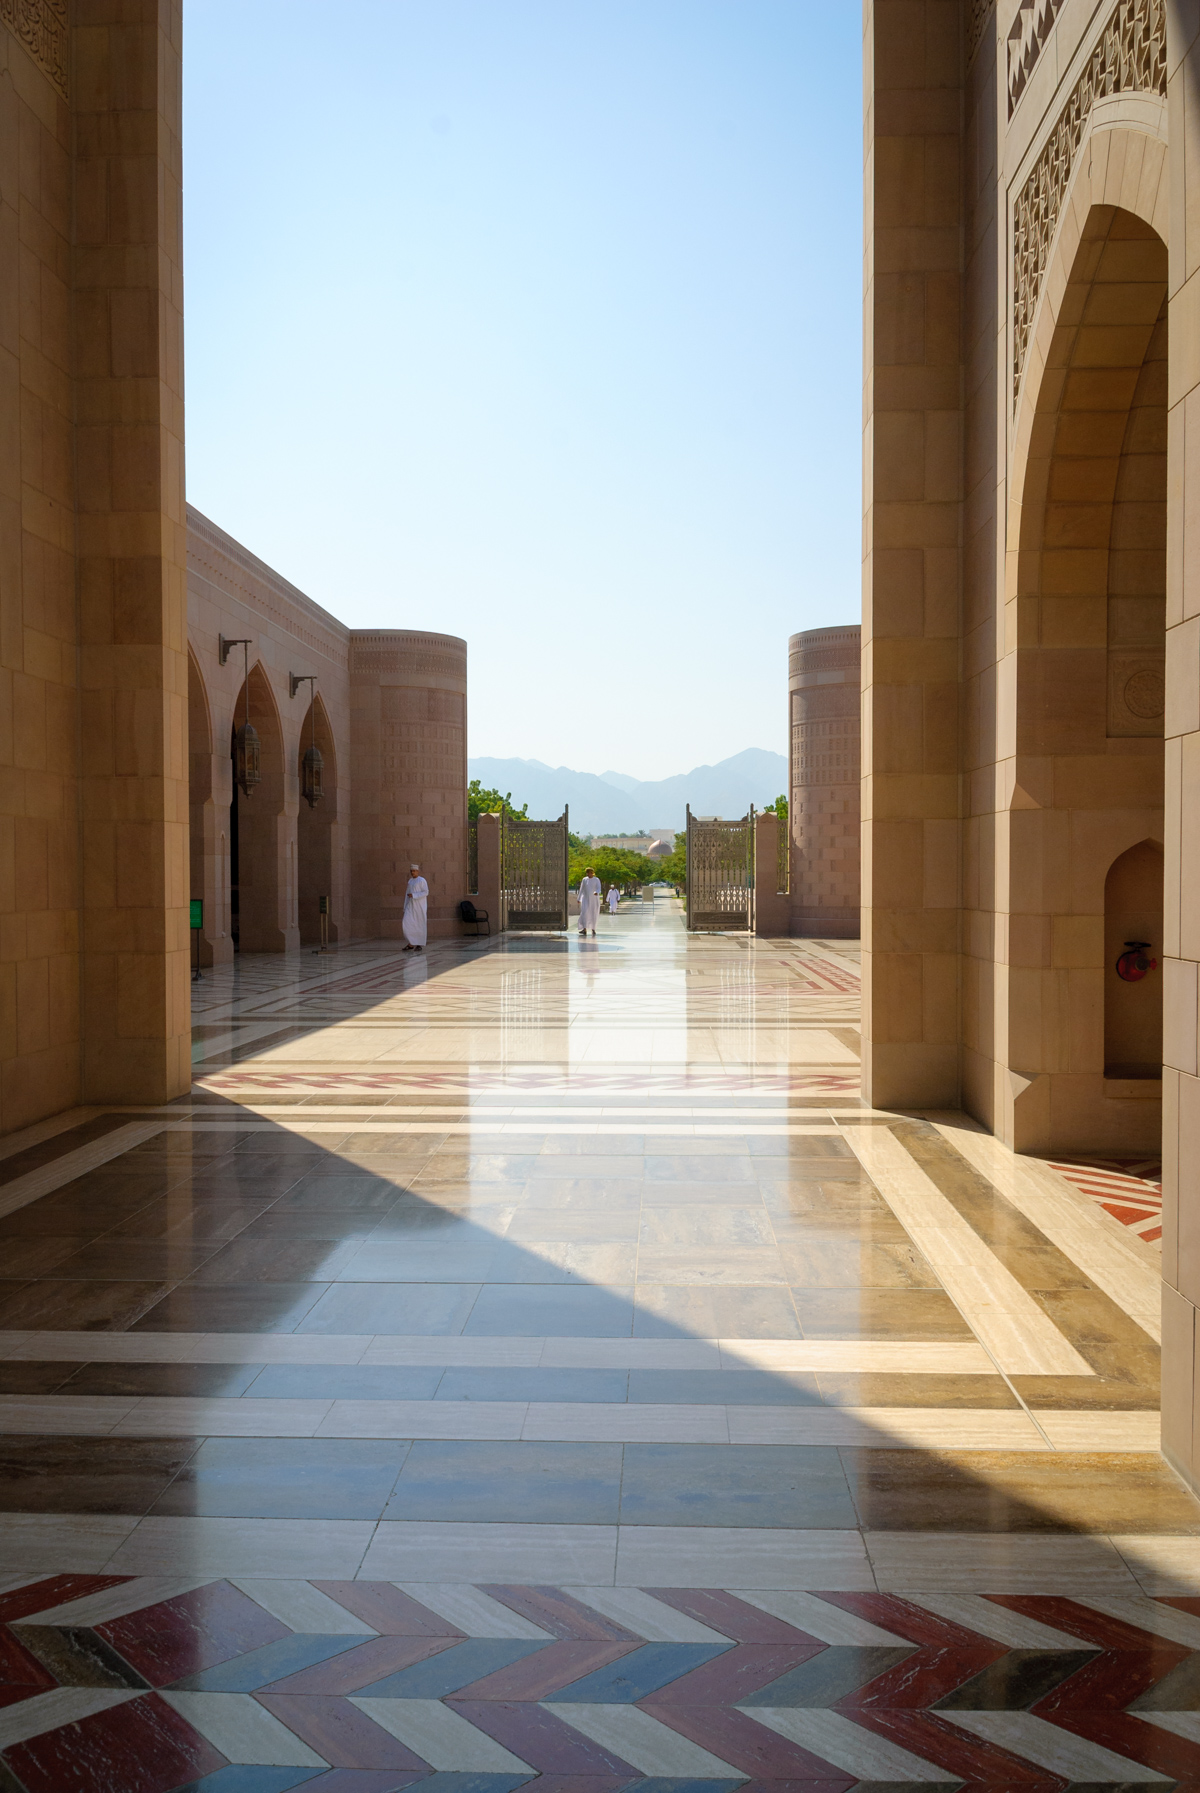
[1116,942,1157,983]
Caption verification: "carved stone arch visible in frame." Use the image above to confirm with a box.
[297,691,341,947]
[997,129,1167,1154]
[1007,112,1167,606]
[230,660,295,954]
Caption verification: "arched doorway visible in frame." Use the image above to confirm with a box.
[297,694,339,946]
[1007,201,1166,1151]
[229,662,291,953]
[187,650,231,968]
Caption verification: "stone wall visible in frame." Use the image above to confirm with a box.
[788,626,861,937]
[350,633,469,940]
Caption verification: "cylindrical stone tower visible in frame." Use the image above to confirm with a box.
[349,631,468,940]
[789,625,861,938]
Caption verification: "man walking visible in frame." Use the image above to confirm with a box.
[578,866,601,936]
[402,863,428,951]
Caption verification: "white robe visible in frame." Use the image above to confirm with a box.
[579,875,601,932]
[402,875,428,946]
[607,887,620,914]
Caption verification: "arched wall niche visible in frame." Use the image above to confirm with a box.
[230,662,295,954]
[297,694,340,946]
[1104,839,1164,1079]
[999,173,1167,1154]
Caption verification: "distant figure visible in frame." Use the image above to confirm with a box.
[607,885,620,916]
[402,863,428,951]
[579,867,601,936]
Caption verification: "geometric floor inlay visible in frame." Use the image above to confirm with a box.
[4,1573,1200,1790]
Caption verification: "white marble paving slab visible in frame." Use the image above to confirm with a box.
[841,1126,1094,1377]
[0,1396,139,1434]
[1076,1594,1200,1646]
[0,1121,166,1221]
[1140,1712,1200,1743]
[548,1702,739,1776]
[0,1514,139,1572]
[1113,1534,1200,1593]
[734,1590,909,1644]
[21,1575,215,1628]
[943,1710,1170,1781]
[866,1531,1142,1593]
[521,1402,730,1443]
[104,1517,376,1578]
[750,1708,957,1780]
[615,1527,875,1590]
[112,1397,334,1437]
[539,1339,722,1369]
[718,1339,997,1373]
[352,1696,532,1770]
[397,1583,552,1638]
[0,1688,141,1749]
[899,1592,1089,1647]
[564,1585,732,1641]
[364,1522,619,1584]
[1036,1410,1161,1450]
[933,1116,1163,1342]
[725,1407,1048,1449]
[229,1578,377,1634]
[317,1400,527,1440]
[162,1692,327,1766]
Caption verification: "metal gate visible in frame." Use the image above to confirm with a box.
[685,804,753,931]
[503,806,569,931]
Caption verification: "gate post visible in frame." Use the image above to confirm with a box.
[754,813,790,936]
[477,811,504,936]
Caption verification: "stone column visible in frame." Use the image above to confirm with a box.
[476,812,503,936]
[75,0,190,1104]
[789,627,861,938]
[861,0,962,1110]
[1160,1,1200,1490]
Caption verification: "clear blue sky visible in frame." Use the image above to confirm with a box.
[183,2,862,780]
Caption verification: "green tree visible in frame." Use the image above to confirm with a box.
[468,779,527,822]
[761,794,788,822]
[570,845,658,890]
[568,830,590,855]
[655,839,686,889]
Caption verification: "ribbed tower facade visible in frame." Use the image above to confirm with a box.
[789,626,861,938]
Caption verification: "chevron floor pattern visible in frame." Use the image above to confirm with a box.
[4,1573,1200,1792]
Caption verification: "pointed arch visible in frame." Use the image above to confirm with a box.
[230,661,291,953]
[298,691,340,946]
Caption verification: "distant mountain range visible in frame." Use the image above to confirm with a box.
[468,748,788,835]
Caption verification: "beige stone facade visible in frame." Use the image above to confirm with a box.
[789,626,862,937]
[0,3,467,1138]
[861,0,1200,1478]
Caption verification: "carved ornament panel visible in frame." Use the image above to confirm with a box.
[1012,0,1166,411]
[1,0,67,99]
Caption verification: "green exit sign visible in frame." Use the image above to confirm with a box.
[189,899,203,930]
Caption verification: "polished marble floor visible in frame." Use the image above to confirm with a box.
[0,895,1189,1790]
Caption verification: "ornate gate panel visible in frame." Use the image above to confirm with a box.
[503,807,569,930]
[685,805,753,930]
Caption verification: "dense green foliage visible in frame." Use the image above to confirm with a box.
[761,794,788,821]
[468,779,527,821]
[569,845,659,890]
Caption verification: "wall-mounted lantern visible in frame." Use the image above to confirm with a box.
[290,672,324,808]
[222,636,260,797]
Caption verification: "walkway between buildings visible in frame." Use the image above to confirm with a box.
[0,897,1195,1788]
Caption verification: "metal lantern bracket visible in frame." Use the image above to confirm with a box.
[227,639,261,798]
[290,674,324,808]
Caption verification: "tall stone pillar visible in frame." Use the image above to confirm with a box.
[789,627,861,938]
[350,632,468,939]
[1160,2,1200,1491]
[860,0,962,1110]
